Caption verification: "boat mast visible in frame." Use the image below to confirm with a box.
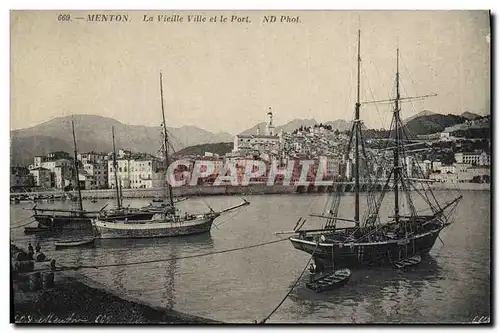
[71,120,84,214]
[111,126,122,209]
[393,48,401,224]
[160,72,175,209]
[354,29,361,227]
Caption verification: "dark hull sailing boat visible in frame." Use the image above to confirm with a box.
[289,31,462,269]
[93,73,249,239]
[33,121,93,230]
[98,126,157,222]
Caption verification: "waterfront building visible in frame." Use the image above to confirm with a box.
[108,158,131,189]
[108,154,165,189]
[29,153,74,189]
[84,161,109,189]
[29,167,52,188]
[78,151,109,165]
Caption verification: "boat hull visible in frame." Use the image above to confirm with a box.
[94,216,215,239]
[34,214,93,230]
[290,227,441,269]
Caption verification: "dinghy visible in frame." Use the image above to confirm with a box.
[55,238,95,249]
[306,268,352,292]
[393,254,421,269]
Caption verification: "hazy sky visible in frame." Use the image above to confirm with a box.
[11,10,490,134]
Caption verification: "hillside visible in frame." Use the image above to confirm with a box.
[403,114,468,136]
[11,136,74,166]
[402,110,436,125]
[461,111,482,120]
[10,115,233,166]
[173,142,234,157]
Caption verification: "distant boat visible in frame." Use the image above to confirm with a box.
[93,73,250,239]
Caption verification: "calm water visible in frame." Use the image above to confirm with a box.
[10,191,491,323]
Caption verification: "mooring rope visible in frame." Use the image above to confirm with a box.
[10,216,36,229]
[30,237,290,273]
[258,242,319,324]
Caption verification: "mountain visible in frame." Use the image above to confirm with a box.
[461,111,482,120]
[10,115,233,166]
[239,122,267,135]
[278,118,319,133]
[402,110,436,125]
[240,118,362,135]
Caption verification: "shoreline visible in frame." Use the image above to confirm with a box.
[10,183,490,200]
[11,244,220,324]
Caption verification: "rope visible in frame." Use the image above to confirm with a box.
[36,237,290,273]
[213,204,249,228]
[259,242,319,324]
[10,216,36,229]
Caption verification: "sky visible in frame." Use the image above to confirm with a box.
[10,10,490,134]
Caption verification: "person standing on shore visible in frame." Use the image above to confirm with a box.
[35,243,41,253]
[27,242,34,260]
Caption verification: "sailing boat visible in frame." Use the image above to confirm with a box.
[33,120,98,229]
[288,30,462,269]
[92,72,249,239]
[98,126,158,221]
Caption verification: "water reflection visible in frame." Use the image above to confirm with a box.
[95,232,214,251]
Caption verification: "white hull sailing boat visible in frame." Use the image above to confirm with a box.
[288,30,462,269]
[93,73,249,239]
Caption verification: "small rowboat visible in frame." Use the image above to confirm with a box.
[55,238,95,249]
[306,268,351,292]
[393,254,421,269]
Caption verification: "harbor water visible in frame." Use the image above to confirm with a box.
[10,191,490,323]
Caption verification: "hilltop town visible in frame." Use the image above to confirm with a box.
[10,110,490,192]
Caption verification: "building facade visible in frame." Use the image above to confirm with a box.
[29,167,52,188]
[454,151,490,166]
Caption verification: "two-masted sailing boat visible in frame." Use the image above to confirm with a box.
[33,121,96,229]
[92,73,249,239]
[288,31,462,269]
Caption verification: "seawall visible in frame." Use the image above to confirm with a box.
[11,182,490,200]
